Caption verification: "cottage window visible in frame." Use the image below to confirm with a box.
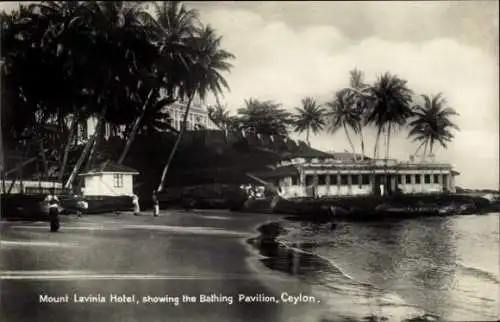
[415,175,421,184]
[340,175,348,185]
[424,175,431,184]
[351,175,359,185]
[330,174,338,185]
[362,175,370,185]
[397,175,402,184]
[305,175,314,186]
[113,174,124,188]
[318,175,326,185]
[291,176,299,185]
[433,174,439,183]
[405,175,412,184]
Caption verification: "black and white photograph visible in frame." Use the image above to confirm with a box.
[0,1,498,321]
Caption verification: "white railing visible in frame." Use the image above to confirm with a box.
[278,158,452,169]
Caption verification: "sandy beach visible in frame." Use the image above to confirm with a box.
[0,210,327,322]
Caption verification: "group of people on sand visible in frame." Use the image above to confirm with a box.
[44,189,160,232]
[131,190,160,217]
[43,189,89,232]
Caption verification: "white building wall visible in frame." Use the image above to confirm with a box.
[0,180,62,194]
[83,173,135,197]
[164,102,220,131]
[283,185,306,198]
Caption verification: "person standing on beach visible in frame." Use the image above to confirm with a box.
[152,190,159,217]
[45,188,60,232]
[132,194,141,216]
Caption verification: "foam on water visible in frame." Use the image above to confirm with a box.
[456,261,500,284]
[271,216,500,322]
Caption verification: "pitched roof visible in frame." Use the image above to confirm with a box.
[252,165,300,179]
[330,152,371,161]
[85,160,139,174]
[283,145,333,159]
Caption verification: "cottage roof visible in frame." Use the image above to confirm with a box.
[83,161,139,175]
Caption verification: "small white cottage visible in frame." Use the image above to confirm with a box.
[79,161,139,197]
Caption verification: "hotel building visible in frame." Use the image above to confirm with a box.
[78,93,219,142]
[257,150,459,199]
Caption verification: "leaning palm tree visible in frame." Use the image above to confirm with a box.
[156,24,234,193]
[365,72,413,160]
[325,89,360,157]
[408,93,459,161]
[64,1,151,188]
[117,1,198,165]
[293,97,326,146]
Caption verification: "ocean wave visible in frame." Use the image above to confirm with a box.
[272,238,433,319]
[283,242,374,288]
[456,261,500,284]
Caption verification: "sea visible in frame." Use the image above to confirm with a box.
[252,213,499,322]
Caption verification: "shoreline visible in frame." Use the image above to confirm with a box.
[248,217,446,322]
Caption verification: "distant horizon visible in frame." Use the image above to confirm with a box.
[1,1,498,190]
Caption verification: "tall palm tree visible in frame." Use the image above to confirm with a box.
[408,93,459,161]
[293,97,326,146]
[64,1,152,187]
[117,1,197,165]
[345,69,371,160]
[325,89,360,157]
[32,1,93,182]
[156,24,234,193]
[365,72,413,160]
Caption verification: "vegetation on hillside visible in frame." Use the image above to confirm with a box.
[1,1,461,198]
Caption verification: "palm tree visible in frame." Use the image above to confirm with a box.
[237,98,292,137]
[293,97,326,146]
[325,89,360,157]
[408,93,459,161]
[156,24,234,193]
[207,103,230,128]
[117,1,200,165]
[31,1,94,182]
[365,72,413,160]
[62,1,158,187]
[345,69,371,160]
[207,103,233,138]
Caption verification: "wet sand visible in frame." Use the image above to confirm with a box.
[0,210,325,322]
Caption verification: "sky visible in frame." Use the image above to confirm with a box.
[1,1,499,189]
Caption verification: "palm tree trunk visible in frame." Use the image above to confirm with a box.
[84,134,99,172]
[117,89,154,165]
[422,141,428,162]
[156,95,195,193]
[414,141,425,156]
[64,106,108,189]
[306,128,310,147]
[18,162,24,194]
[359,126,365,161]
[343,123,356,157]
[39,139,49,179]
[373,127,383,159]
[385,123,392,161]
[58,115,78,184]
